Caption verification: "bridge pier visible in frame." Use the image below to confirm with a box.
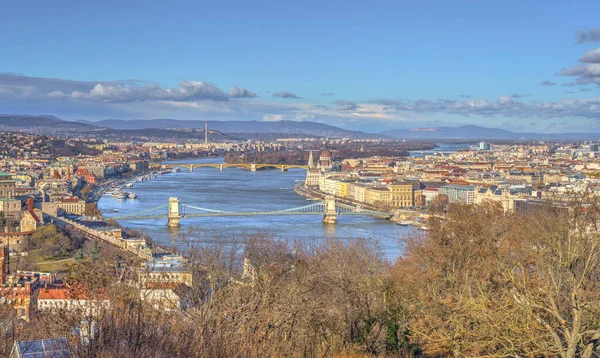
[322,195,337,224]
[251,163,257,172]
[219,164,224,172]
[281,166,288,172]
[189,165,194,172]
[168,197,181,227]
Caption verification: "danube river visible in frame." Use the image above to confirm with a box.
[98,158,413,260]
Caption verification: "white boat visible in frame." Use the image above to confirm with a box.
[127,192,137,199]
[125,183,134,188]
[396,220,414,226]
[113,209,119,212]
[113,190,127,199]
[172,168,181,173]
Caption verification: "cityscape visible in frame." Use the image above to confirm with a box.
[2,1,600,357]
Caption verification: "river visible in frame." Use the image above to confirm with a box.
[409,142,474,157]
[98,158,416,260]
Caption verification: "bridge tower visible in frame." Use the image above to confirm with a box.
[168,197,181,227]
[322,195,337,224]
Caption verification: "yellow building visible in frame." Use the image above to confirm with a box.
[55,197,86,215]
[365,187,392,207]
[388,183,414,208]
[336,181,349,198]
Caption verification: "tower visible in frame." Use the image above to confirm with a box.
[205,121,208,145]
[168,197,181,227]
[307,151,314,169]
[322,195,337,224]
[66,159,71,180]
[317,146,333,172]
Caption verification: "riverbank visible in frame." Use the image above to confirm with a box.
[294,183,391,214]
[98,157,408,259]
[294,183,429,228]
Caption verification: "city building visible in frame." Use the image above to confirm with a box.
[478,142,491,151]
[0,172,16,199]
[439,185,475,204]
[54,197,86,215]
[388,183,414,207]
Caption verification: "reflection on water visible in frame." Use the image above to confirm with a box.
[99,158,412,260]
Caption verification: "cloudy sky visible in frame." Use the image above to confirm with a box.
[1,0,600,133]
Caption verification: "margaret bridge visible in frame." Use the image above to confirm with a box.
[108,196,394,226]
[165,163,308,172]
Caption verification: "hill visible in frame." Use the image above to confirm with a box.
[383,125,600,140]
[82,119,380,138]
[0,114,99,133]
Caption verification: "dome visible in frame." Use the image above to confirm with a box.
[320,148,332,158]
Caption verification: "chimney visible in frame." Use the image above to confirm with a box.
[27,198,33,212]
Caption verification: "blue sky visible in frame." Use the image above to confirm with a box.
[1,0,600,133]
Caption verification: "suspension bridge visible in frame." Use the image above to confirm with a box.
[165,163,308,172]
[106,196,394,226]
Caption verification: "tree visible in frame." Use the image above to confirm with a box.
[500,199,600,358]
[88,241,102,263]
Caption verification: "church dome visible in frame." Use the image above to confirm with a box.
[320,148,332,158]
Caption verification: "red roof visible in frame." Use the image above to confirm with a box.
[27,210,40,223]
[38,288,70,300]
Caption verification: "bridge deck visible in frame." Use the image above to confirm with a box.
[110,211,392,221]
[107,200,393,222]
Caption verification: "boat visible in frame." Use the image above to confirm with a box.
[113,209,119,212]
[113,190,127,199]
[395,220,414,226]
[172,168,181,173]
[127,192,137,199]
[125,183,134,188]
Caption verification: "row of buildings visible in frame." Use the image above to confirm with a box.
[304,141,600,212]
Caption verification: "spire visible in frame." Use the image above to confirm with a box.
[308,151,314,168]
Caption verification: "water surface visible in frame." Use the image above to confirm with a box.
[99,158,415,259]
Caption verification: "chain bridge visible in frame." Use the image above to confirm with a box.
[165,163,308,172]
[107,197,393,226]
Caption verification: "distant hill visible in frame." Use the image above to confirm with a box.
[82,119,379,138]
[0,114,99,132]
[95,128,235,141]
[383,125,600,140]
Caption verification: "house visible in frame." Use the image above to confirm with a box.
[37,283,110,316]
[20,198,42,233]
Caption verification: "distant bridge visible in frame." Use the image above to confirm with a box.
[165,163,308,172]
[107,197,393,226]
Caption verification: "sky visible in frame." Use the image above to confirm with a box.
[1,0,600,133]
